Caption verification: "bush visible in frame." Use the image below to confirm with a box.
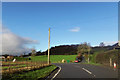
[96,49,118,65]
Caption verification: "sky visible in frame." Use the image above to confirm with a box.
[1,0,120,2]
[2,2,118,54]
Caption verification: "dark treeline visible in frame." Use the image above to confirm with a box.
[50,45,78,55]
[22,43,119,56]
[41,45,79,55]
[40,44,118,55]
[2,43,118,57]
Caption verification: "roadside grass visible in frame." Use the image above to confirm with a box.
[89,52,99,63]
[83,53,101,66]
[2,65,57,80]
[30,55,77,63]
[83,61,101,66]
[14,57,30,61]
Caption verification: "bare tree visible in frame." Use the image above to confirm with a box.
[99,42,105,47]
[77,42,91,63]
[31,49,36,56]
[77,42,91,54]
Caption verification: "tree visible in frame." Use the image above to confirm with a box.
[77,42,91,54]
[77,42,91,63]
[31,49,36,56]
[3,54,9,62]
[36,50,42,56]
[99,42,105,47]
[28,53,32,56]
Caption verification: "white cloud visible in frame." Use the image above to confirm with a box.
[69,27,80,32]
[0,26,38,55]
[103,41,118,46]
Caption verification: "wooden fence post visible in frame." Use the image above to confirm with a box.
[110,58,112,67]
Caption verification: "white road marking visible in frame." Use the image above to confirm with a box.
[82,68,96,77]
[51,66,61,80]
[74,65,95,77]
[82,68,92,74]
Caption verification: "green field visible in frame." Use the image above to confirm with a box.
[2,65,57,80]
[30,55,77,63]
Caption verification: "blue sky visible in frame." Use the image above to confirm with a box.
[2,2,118,51]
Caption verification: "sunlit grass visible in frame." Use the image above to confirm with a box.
[30,55,77,63]
[2,65,57,80]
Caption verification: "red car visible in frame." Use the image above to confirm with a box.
[74,57,82,63]
[74,60,79,63]
[74,60,81,63]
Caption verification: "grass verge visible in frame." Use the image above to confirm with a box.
[30,55,77,63]
[2,65,57,80]
[83,62,101,66]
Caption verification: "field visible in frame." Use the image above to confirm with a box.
[2,55,77,79]
[30,55,77,63]
[2,65,57,80]
[2,61,57,80]
[2,60,49,72]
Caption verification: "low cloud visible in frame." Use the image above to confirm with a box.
[103,41,118,46]
[69,27,80,32]
[0,26,38,55]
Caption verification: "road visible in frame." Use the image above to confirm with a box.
[52,63,118,79]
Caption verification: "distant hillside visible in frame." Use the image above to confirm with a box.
[38,43,119,55]
[108,42,120,49]
[44,45,78,55]
[41,45,111,55]
[112,43,119,47]
[91,46,109,53]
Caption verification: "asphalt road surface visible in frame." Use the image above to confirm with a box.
[52,63,118,79]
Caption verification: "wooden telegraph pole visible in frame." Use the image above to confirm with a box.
[88,51,90,63]
[88,43,91,63]
[48,28,50,65]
